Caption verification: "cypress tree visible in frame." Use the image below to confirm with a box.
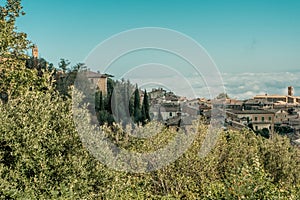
[141,90,150,124]
[133,85,141,123]
[99,91,104,111]
[128,81,134,117]
[95,91,100,111]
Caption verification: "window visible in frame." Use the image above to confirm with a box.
[269,117,271,121]
[255,126,258,130]
[169,112,172,117]
[262,117,265,122]
[254,117,258,121]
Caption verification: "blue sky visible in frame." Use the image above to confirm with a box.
[17,0,300,73]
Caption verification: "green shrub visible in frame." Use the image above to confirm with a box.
[1,91,300,199]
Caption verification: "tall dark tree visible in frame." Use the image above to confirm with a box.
[141,90,150,124]
[68,63,85,84]
[104,78,114,114]
[55,61,86,98]
[133,85,141,123]
[58,59,70,73]
[126,80,134,117]
[99,91,104,111]
[95,91,100,111]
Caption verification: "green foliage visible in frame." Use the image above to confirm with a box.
[0,0,28,59]
[0,90,106,199]
[275,125,294,135]
[104,78,114,114]
[216,92,229,99]
[133,86,141,123]
[141,89,150,125]
[99,91,104,111]
[256,127,270,139]
[1,0,300,198]
[55,61,85,97]
[0,0,51,101]
[1,91,300,198]
[95,79,151,126]
[58,58,70,73]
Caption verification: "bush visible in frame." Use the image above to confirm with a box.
[0,90,105,199]
[1,89,300,199]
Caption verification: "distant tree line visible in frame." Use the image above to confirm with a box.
[26,55,151,126]
[25,52,151,126]
[94,79,151,126]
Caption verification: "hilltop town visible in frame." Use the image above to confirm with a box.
[146,86,300,145]
[9,45,300,147]
[68,56,300,146]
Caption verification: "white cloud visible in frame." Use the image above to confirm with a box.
[131,71,300,100]
[221,72,300,99]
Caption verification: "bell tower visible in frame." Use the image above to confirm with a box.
[32,45,38,58]
[288,86,294,96]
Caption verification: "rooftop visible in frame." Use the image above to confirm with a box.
[228,109,275,115]
[84,70,113,78]
[254,94,300,99]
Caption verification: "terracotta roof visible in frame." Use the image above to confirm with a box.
[161,106,180,112]
[254,95,287,98]
[244,99,273,104]
[85,71,113,78]
[229,110,274,115]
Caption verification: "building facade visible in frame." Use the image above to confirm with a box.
[85,71,112,96]
[227,110,275,134]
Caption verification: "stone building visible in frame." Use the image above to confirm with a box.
[273,109,289,124]
[159,103,180,121]
[148,88,166,100]
[254,86,300,104]
[227,110,275,134]
[225,99,244,110]
[243,99,274,110]
[85,71,113,96]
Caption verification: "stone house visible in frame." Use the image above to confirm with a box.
[273,109,289,124]
[148,88,166,100]
[226,99,244,110]
[159,103,180,121]
[181,104,200,116]
[85,70,113,96]
[243,99,274,110]
[227,110,275,134]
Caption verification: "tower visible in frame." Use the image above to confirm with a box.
[32,45,38,58]
[288,86,294,96]
[98,75,108,96]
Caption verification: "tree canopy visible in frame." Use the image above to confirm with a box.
[0,0,51,102]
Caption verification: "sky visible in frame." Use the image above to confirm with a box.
[13,0,300,98]
[16,0,300,73]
